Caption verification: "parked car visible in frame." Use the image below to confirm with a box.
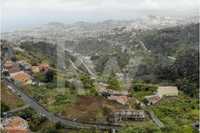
[7,85,13,89]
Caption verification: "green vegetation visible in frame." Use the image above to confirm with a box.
[1,82,24,109]
[132,81,158,92]
[76,129,108,133]
[33,69,56,83]
[2,23,198,132]
[20,41,57,62]
[139,24,198,56]
[137,24,199,98]
[115,51,130,69]
[119,121,161,133]
[15,108,47,131]
[150,92,199,133]
[33,72,46,82]
[107,72,122,90]
[45,69,55,82]
[131,81,158,100]
[80,74,97,96]
[130,79,198,133]
[1,102,10,116]
[54,94,73,105]
[155,48,199,98]
[24,83,76,113]
[120,127,161,133]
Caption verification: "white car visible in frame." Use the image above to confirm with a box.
[7,85,16,93]
[7,85,13,89]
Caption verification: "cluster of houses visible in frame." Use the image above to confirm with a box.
[144,86,179,105]
[1,116,30,133]
[97,83,179,107]
[97,83,147,123]
[3,59,49,86]
[97,82,179,123]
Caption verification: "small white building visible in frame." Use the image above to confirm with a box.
[157,86,178,98]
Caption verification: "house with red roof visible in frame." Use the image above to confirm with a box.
[1,116,30,133]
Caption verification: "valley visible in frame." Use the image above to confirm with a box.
[1,16,199,133]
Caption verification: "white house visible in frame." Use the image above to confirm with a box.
[157,86,178,97]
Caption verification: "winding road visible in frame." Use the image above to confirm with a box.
[3,79,120,130]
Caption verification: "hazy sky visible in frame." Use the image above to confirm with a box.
[1,0,199,32]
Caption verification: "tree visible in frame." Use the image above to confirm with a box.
[173,49,199,97]
[80,74,97,95]
[34,72,45,82]
[1,102,10,116]
[55,122,65,129]
[11,56,17,62]
[45,69,55,82]
[41,127,57,133]
[107,72,121,90]
[154,48,199,97]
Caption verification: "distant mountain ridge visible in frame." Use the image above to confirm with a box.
[1,15,198,44]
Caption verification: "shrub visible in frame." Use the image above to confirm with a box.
[1,102,10,116]
[107,72,122,90]
[80,74,97,95]
[132,82,158,92]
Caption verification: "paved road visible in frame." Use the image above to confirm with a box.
[140,102,164,128]
[148,110,164,128]
[3,79,120,130]
[65,49,96,78]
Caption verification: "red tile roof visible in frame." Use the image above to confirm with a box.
[2,116,30,133]
[39,64,49,72]
[108,95,128,105]
[4,60,14,69]
[145,95,161,104]
[7,66,21,74]
[10,71,31,84]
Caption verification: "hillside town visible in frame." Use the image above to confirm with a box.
[1,45,188,133]
[0,2,199,132]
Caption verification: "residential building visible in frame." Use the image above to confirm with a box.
[4,60,21,74]
[144,95,161,105]
[108,109,145,122]
[97,83,128,96]
[39,64,49,72]
[4,60,14,69]
[7,65,21,74]
[18,60,31,70]
[10,71,32,85]
[108,95,128,105]
[1,116,30,133]
[31,66,40,73]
